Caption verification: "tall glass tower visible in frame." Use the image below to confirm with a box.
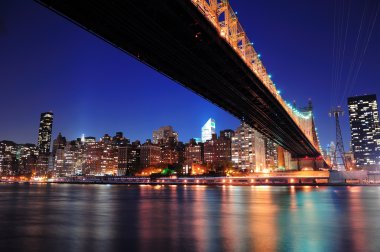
[37,112,54,156]
[201,118,216,143]
[348,94,380,168]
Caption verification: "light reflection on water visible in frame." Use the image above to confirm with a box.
[0,184,380,252]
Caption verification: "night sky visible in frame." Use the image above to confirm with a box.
[1,0,379,150]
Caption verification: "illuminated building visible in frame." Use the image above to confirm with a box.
[160,136,179,165]
[184,139,203,174]
[185,139,203,165]
[82,137,102,175]
[203,134,217,164]
[200,130,234,173]
[37,112,54,156]
[231,123,266,171]
[117,141,140,176]
[84,136,96,145]
[0,141,38,176]
[0,141,17,176]
[231,123,255,170]
[52,132,66,157]
[348,94,380,168]
[201,118,216,143]
[264,138,278,169]
[113,131,130,146]
[62,142,77,176]
[99,134,118,175]
[153,126,178,144]
[54,148,65,176]
[140,140,161,168]
[53,133,67,176]
[217,130,234,163]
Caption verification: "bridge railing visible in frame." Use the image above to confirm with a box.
[191,0,320,152]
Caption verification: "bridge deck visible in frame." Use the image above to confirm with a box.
[36,0,320,157]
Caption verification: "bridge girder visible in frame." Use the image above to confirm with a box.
[36,0,323,158]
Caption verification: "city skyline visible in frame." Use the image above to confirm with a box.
[1,1,380,149]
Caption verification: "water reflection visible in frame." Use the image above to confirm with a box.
[0,184,380,252]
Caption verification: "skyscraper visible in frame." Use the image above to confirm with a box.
[37,112,54,156]
[201,118,216,143]
[348,94,380,168]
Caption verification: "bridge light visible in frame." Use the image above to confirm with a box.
[268,74,272,79]
[258,54,261,58]
[277,90,281,94]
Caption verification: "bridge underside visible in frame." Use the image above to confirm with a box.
[36,0,321,158]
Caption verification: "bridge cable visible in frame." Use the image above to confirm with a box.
[343,1,380,104]
[339,0,368,106]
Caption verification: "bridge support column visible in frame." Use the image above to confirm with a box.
[297,158,300,170]
[292,157,325,170]
[277,146,285,169]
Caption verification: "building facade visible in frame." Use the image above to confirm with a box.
[0,141,38,176]
[117,142,140,176]
[140,140,161,168]
[185,139,203,166]
[348,94,380,168]
[153,126,178,144]
[231,123,266,172]
[201,118,216,143]
[37,112,54,156]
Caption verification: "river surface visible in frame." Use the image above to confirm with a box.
[0,183,380,252]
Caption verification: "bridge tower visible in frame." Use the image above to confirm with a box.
[329,106,346,171]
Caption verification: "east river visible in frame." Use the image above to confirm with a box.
[1,184,380,252]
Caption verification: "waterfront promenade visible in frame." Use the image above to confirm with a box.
[1,171,377,186]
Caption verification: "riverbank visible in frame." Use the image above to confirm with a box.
[2,180,380,187]
[1,170,377,186]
